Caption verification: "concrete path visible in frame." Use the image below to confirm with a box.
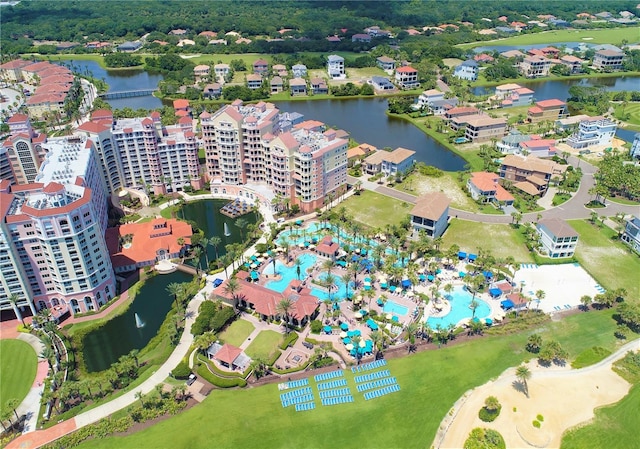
[15,334,48,434]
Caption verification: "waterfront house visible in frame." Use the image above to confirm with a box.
[410,192,450,238]
[246,74,263,90]
[453,60,479,81]
[414,89,458,115]
[536,218,579,258]
[519,138,557,157]
[593,49,625,70]
[566,116,617,149]
[364,148,416,176]
[497,131,532,154]
[621,216,640,252]
[463,115,507,143]
[371,76,395,91]
[395,66,419,89]
[493,83,534,107]
[520,55,553,78]
[289,78,307,96]
[500,154,567,196]
[270,76,284,93]
[311,78,328,94]
[327,55,345,79]
[560,55,585,73]
[500,49,526,59]
[528,99,567,123]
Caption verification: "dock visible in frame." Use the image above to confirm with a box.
[220,198,251,218]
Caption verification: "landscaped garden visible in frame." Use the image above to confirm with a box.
[218,319,255,347]
[244,330,282,361]
[0,339,37,417]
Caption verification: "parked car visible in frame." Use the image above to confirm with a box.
[186,373,197,386]
[212,278,224,288]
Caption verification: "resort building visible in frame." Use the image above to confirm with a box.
[2,115,48,184]
[0,147,15,184]
[201,101,348,213]
[76,110,202,195]
[410,192,450,238]
[363,148,416,177]
[566,116,617,149]
[327,55,345,79]
[621,216,640,253]
[466,172,514,207]
[105,218,192,273]
[376,56,396,71]
[291,64,307,78]
[0,59,32,82]
[206,342,251,371]
[536,218,579,258]
[463,116,507,143]
[519,55,553,78]
[453,60,479,81]
[316,236,340,260]
[0,137,115,321]
[394,66,419,89]
[499,154,567,196]
[527,99,567,123]
[593,49,625,70]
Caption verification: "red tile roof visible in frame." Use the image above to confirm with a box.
[77,121,110,133]
[173,99,190,109]
[396,66,417,73]
[316,236,339,256]
[7,114,29,123]
[536,99,565,108]
[214,343,243,365]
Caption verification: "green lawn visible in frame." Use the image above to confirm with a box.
[614,103,640,127]
[243,330,282,361]
[569,219,640,302]
[442,218,534,263]
[340,190,412,230]
[0,339,37,416]
[459,27,638,49]
[219,319,255,347]
[75,310,635,449]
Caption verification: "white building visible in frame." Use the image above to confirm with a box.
[536,218,579,258]
[630,133,640,159]
[566,116,617,149]
[327,55,345,79]
[453,60,479,81]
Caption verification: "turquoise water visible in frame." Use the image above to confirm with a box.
[383,300,409,316]
[264,253,317,292]
[427,286,491,329]
[311,274,349,301]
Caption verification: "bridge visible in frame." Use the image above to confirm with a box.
[99,89,157,100]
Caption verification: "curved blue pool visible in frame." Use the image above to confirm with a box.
[426,286,491,329]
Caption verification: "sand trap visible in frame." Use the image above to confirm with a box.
[436,342,637,449]
[582,37,594,40]
[513,264,601,313]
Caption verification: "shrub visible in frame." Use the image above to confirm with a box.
[279,332,299,350]
[464,428,506,449]
[196,365,246,388]
[532,420,541,428]
[171,361,191,379]
[478,406,501,422]
[537,414,544,422]
[310,320,322,334]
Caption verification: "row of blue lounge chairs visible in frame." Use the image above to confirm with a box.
[319,388,351,399]
[280,386,312,402]
[278,378,309,390]
[363,384,400,400]
[352,359,387,373]
[314,370,344,382]
[321,395,354,406]
[356,377,397,392]
[354,369,390,384]
[295,401,316,412]
[281,394,314,408]
[317,378,347,390]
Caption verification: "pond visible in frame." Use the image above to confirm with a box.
[82,270,191,372]
[55,59,164,109]
[275,98,466,171]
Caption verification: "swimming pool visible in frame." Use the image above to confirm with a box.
[311,274,349,301]
[264,253,317,293]
[383,300,409,316]
[426,286,491,329]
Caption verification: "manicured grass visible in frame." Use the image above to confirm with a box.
[0,339,37,416]
[569,219,640,302]
[219,319,255,347]
[458,27,639,49]
[571,346,612,369]
[339,190,412,230]
[614,103,640,126]
[442,218,534,263]
[75,310,632,449]
[243,330,282,361]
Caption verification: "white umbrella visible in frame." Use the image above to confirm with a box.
[308,244,316,249]
[386,313,393,320]
[298,242,305,248]
[345,343,354,351]
[359,340,366,348]
[406,291,414,297]
[339,331,347,338]
[354,311,363,319]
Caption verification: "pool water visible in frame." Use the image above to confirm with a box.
[426,286,491,329]
[383,300,409,316]
[264,253,317,292]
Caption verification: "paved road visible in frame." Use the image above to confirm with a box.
[348,157,640,224]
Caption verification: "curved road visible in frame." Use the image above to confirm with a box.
[349,156,640,224]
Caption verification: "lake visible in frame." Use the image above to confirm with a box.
[82,270,191,372]
[275,98,466,170]
[57,59,164,109]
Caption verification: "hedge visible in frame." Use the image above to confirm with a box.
[279,332,299,350]
[172,361,191,379]
[196,364,247,388]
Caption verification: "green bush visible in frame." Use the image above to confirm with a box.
[464,428,506,449]
[532,420,541,428]
[196,365,246,388]
[478,406,501,422]
[310,320,322,334]
[279,332,299,350]
[537,414,544,422]
[171,361,191,379]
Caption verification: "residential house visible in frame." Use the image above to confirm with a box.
[464,116,507,143]
[203,83,222,99]
[493,83,534,107]
[364,148,416,176]
[414,89,458,115]
[169,29,187,36]
[365,26,391,37]
[548,18,570,27]
[371,76,395,91]
[444,106,481,127]
[252,59,269,77]
[410,192,450,238]
[497,131,532,153]
[395,66,419,89]
[621,216,640,252]
[500,49,526,59]
[499,154,567,196]
[289,78,307,96]
[291,64,307,78]
[272,64,288,77]
[176,39,195,47]
[593,50,625,70]
[555,114,591,132]
[327,55,345,79]
[631,133,640,159]
[566,116,617,149]
[193,64,210,82]
[560,55,585,73]
[453,60,479,81]
[519,138,557,157]
[270,76,284,93]
[495,26,517,34]
[352,33,372,43]
[376,56,396,71]
[311,78,328,95]
[246,74,263,90]
[347,143,376,165]
[528,99,567,123]
[474,53,495,63]
[117,41,142,52]
[467,172,515,207]
[520,55,553,78]
[326,35,341,43]
[214,63,230,82]
[536,218,579,258]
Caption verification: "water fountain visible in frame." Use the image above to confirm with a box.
[224,222,231,236]
[134,313,144,328]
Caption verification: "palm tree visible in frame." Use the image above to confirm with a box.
[484,396,500,412]
[5,398,20,421]
[200,237,210,268]
[470,299,480,319]
[223,276,241,306]
[135,391,144,407]
[324,273,337,302]
[209,236,221,261]
[235,217,248,241]
[405,322,418,352]
[580,295,592,311]
[370,330,384,358]
[191,246,203,274]
[277,297,294,333]
[294,257,303,280]
[322,259,335,276]
[341,273,352,300]
[40,346,55,372]
[516,365,532,398]
[351,334,362,364]
[166,283,184,307]
[8,293,25,326]
[534,289,545,310]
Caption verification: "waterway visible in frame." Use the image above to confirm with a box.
[56,59,164,109]
[82,270,191,372]
[275,98,466,171]
[179,199,259,270]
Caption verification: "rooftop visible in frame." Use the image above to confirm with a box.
[538,218,579,238]
[410,192,450,220]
